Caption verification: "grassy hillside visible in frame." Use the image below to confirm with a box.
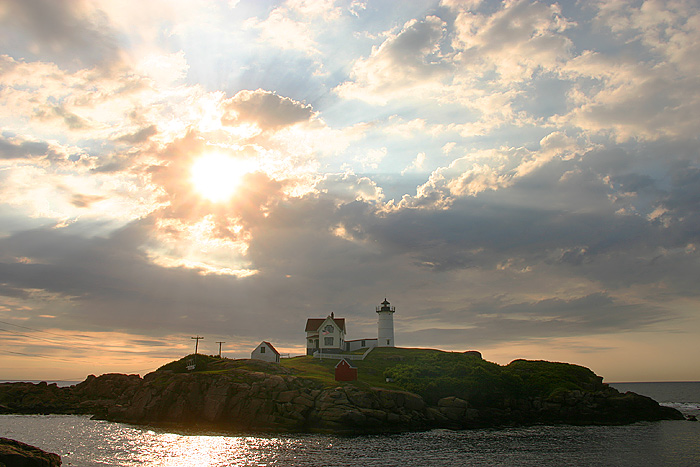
[282,347,606,405]
[155,348,607,406]
[156,354,290,376]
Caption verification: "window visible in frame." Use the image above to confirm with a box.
[387,339,390,345]
[324,325,334,333]
[260,346,266,353]
[324,337,334,346]
[361,340,365,347]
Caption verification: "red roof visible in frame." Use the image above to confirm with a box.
[305,318,346,332]
[262,341,280,355]
[335,358,356,368]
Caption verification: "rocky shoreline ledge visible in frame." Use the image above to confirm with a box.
[0,350,685,433]
[0,437,61,467]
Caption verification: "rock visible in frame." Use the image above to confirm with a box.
[440,406,466,421]
[438,396,468,408]
[465,408,479,421]
[402,392,426,411]
[0,437,61,467]
[0,382,75,414]
[73,374,141,400]
[275,390,298,404]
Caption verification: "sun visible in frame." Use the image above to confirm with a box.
[190,153,253,202]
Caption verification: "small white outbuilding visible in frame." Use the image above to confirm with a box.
[251,341,280,363]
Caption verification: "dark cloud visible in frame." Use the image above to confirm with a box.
[116,125,158,144]
[0,136,60,160]
[0,283,31,299]
[221,89,314,129]
[0,0,123,71]
[0,223,243,331]
[381,16,451,77]
[129,338,170,347]
[70,193,105,208]
[34,104,91,130]
[610,173,656,194]
[659,163,700,219]
[403,292,672,348]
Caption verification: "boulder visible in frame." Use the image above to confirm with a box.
[0,438,61,467]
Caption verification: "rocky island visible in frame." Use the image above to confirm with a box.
[0,348,684,433]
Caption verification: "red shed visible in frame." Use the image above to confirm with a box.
[334,358,358,381]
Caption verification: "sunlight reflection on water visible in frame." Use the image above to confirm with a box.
[2,414,700,466]
[93,427,302,467]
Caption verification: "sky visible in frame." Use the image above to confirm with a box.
[1,0,699,383]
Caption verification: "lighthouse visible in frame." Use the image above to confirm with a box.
[376,298,395,347]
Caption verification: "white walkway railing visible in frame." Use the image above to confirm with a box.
[313,346,374,360]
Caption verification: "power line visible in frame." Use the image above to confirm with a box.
[0,320,83,338]
[0,349,83,364]
[0,327,179,356]
[0,322,119,349]
[0,327,72,346]
[0,320,129,346]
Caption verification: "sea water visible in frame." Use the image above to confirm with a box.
[1,382,699,467]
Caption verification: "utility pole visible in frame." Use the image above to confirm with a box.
[191,335,204,355]
[216,341,225,358]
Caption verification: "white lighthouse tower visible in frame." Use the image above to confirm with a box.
[376,298,395,347]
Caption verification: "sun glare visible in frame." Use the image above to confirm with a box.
[190,153,252,202]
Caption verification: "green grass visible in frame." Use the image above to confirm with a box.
[283,348,607,405]
[156,349,608,406]
[157,354,222,373]
[281,347,488,393]
[281,356,339,386]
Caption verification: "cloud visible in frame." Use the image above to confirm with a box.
[317,172,384,204]
[244,6,320,55]
[0,0,124,71]
[551,2,700,141]
[286,0,343,21]
[0,134,163,230]
[116,125,158,144]
[402,152,427,175]
[0,135,61,160]
[70,193,107,209]
[335,15,451,103]
[0,55,152,139]
[221,89,315,130]
[402,134,587,207]
[451,0,574,79]
[402,292,673,349]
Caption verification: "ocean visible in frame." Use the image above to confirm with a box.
[1,382,699,466]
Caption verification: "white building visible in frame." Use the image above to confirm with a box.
[376,298,395,347]
[251,341,280,363]
[345,337,378,352]
[304,299,396,355]
[305,313,346,355]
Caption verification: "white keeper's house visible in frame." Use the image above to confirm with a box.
[305,299,396,356]
[251,341,280,363]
